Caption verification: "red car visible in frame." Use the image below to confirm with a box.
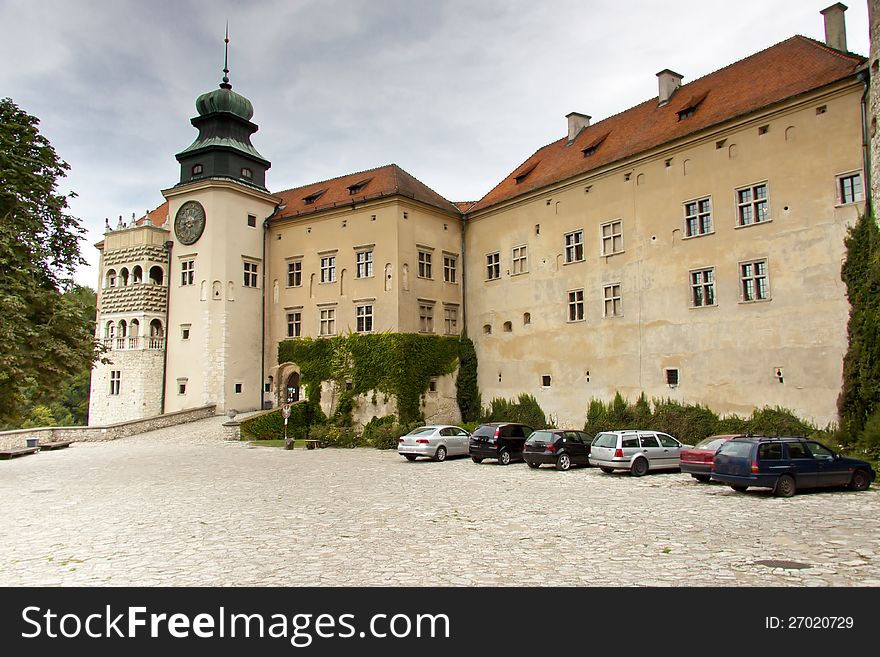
[679,435,743,483]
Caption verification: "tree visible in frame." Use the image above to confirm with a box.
[0,98,99,425]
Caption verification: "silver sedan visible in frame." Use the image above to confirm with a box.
[397,425,471,462]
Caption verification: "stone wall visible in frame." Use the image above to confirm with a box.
[0,405,216,451]
[88,348,166,425]
[870,0,880,212]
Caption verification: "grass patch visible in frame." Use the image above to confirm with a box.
[246,439,308,449]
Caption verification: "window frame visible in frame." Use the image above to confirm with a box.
[417,250,433,279]
[600,219,624,256]
[109,370,121,396]
[443,254,457,283]
[603,283,622,317]
[485,252,501,281]
[511,244,528,275]
[355,304,374,333]
[320,255,337,284]
[355,249,374,279]
[286,311,302,338]
[180,259,195,286]
[837,171,864,205]
[739,258,770,303]
[444,305,459,335]
[690,267,716,308]
[735,182,770,227]
[564,229,585,264]
[243,260,259,288]
[287,259,303,288]
[683,195,714,238]
[567,288,585,323]
[419,302,435,333]
[319,307,337,336]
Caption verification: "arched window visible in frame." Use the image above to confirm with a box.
[149,266,164,285]
[523,312,531,325]
[503,321,512,332]
[483,324,492,335]
[285,372,301,402]
[118,319,128,338]
[106,269,117,288]
[105,321,115,340]
[130,319,140,336]
[149,319,164,337]
[132,265,143,284]
[120,267,129,286]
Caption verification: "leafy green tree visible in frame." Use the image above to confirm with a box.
[0,98,99,425]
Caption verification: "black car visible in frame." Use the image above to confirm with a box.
[523,430,594,470]
[469,422,534,465]
[711,436,876,497]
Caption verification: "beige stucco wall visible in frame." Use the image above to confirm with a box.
[466,81,865,428]
[163,180,279,415]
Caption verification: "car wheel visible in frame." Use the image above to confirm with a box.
[556,454,571,471]
[630,458,649,477]
[850,470,871,491]
[692,474,711,483]
[498,449,511,466]
[403,454,417,461]
[434,446,447,462]
[527,462,540,469]
[599,466,614,474]
[471,456,484,464]
[731,485,748,493]
[774,474,796,498]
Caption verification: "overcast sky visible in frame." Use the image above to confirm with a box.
[0,0,870,286]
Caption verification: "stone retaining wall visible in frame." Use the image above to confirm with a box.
[0,405,216,451]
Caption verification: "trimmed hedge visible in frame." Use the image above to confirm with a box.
[240,401,325,440]
[482,394,548,429]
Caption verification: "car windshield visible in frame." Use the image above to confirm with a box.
[593,433,618,448]
[527,431,557,443]
[405,427,435,436]
[694,437,728,451]
[717,441,753,458]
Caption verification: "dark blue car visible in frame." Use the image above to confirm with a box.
[711,436,875,497]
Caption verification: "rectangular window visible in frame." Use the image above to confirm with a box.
[234,383,242,394]
[600,220,623,256]
[838,172,863,204]
[418,250,433,279]
[247,214,257,228]
[287,260,302,287]
[356,304,373,333]
[512,245,528,275]
[109,370,121,396]
[736,183,769,226]
[320,256,336,283]
[690,268,716,307]
[444,255,457,283]
[564,230,585,263]
[419,303,435,333]
[181,324,191,340]
[181,259,195,286]
[603,284,622,317]
[740,259,770,302]
[243,261,258,288]
[286,311,302,338]
[444,306,459,335]
[568,289,585,322]
[178,382,187,395]
[486,252,500,280]
[319,308,336,336]
[684,197,713,237]
[666,369,679,386]
[356,250,373,278]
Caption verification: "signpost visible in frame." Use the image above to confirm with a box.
[282,403,292,449]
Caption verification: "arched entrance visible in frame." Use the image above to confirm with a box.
[285,372,300,402]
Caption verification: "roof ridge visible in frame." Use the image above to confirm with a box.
[792,34,868,62]
[272,163,396,195]
[390,164,459,211]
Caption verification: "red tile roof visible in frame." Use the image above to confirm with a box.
[135,201,169,227]
[469,36,865,214]
[454,201,476,213]
[273,164,460,220]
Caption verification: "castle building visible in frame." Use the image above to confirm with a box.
[89,5,870,428]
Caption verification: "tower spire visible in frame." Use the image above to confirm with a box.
[220,22,231,89]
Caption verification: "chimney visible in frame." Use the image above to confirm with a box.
[566,112,591,141]
[656,69,683,106]
[820,3,848,51]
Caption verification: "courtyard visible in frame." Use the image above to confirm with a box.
[1,415,878,587]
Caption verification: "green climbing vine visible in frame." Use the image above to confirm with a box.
[278,333,463,424]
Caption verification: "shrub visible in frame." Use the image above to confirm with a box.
[456,337,481,422]
[309,424,365,448]
[650,399,719,445]
[746,406,815,436]
[240,401,325,440]
[482,393,548,428]
[362,415,400,449]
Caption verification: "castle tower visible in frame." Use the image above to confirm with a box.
[88,213,171,425]
[162,34,280,415]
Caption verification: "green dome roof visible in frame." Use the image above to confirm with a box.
[195,84,254,121]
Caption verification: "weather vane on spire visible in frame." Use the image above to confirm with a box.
[221,21,231,89]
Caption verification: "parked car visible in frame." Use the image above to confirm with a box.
[523,429,594,470]
[680,434,743,482]
[469,422,535,465]
[398,425,471,462]
[711,436,876,497]
[589,430,690,476]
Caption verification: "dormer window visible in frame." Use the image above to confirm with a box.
[192,164,203,176]
[676,91,709,121]
[347,178,373,195]
[514,162,539,184]
[241,167,253,180]
[303,189,327,205]
[581,132,610,158]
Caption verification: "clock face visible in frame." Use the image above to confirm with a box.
[174,201,206,245]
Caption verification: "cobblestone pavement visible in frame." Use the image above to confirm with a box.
[1,415,879,586]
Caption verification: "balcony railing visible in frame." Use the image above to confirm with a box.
[103,336,165,351]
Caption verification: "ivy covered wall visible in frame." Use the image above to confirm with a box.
[277,333,466,424]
